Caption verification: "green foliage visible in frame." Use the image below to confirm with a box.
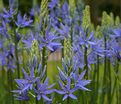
[101,11,114,28]
[40,0,48,19]
[0,0,3,10]
[82,5,91,30]
[64,38,72,61]
[110,12,114,25]
[31,39,40,58]
[33,0,48,29]
[95,25,103,38]
[76,0,84,7]
[69,0,76,14]
[115,16,120,27]
[32,0,38,8]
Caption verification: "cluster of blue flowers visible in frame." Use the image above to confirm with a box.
[0,0,121,103]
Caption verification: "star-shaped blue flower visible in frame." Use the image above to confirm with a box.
[15,13,33,28]
[34,78,55,101]
[48,0,59,10]
[73,70,91,91]
[39,27,62,51]
[14,67,38,92]
[56,77,78,100]
[1,7,17,22]
[78,30,96,48]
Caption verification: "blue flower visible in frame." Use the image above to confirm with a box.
[111,28,121,43]
[39,27,62,51]
[105,40,121,63]
[13,66,38,95]
[15,13,33,28]
[34,78,55,101]
[0,39,4,49]
[14,92,29,101]
[112,28,121,38]
[14,67,38,92]
[79,31,96,48]
[57,23,70,38]
[30,6,40,18]
[22,32,39,49]
[91,43,104,57]
[15,33,21,43]
[12,70,30,101]
[12,78,29,94]
[35,61,47,80]
[1,7,17,22]
[73,70,91,91]
[48,0,59,10]
[61,1,72,25]
[0,21,9,38]
[56,77,78,100]
[9,0,18,8]
[73,47,96,70]
[1,0,18,22]
[57,59,77,81]
[73,47,85,69]
[0,44,16,71]
[49,8,61,28]
[62,1,69,16]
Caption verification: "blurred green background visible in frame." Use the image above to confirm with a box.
[84,0,121,25]
[1,0,121,25]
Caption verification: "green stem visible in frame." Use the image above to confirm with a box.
[81,91,84,104]
[78,90,83,104]
[12,20,20,79]
[15,42,20,78]
[111,76,117,103]
[10,71,14,104]
[101,36,107,104]
[84,46,88,103]
[7,70,14,104]
[36,98,38,104]
[62,40,64,58]
[67,97,70,104]
[70,23,73,46]
[2,66,5,85]
[7,70,11,103]
[35,85,38,104]
[40,98,44,104]
[107,59,111,104]
[111,61,120,104]
[96,55,100,104]
[119,85,121,104]
[84,46,88,79]
[42,47,47,77]
[14,28,21,104]
[91,63,97,104]
[111,61,119,103]
[22,50,26,70]
[1,47,5,86]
